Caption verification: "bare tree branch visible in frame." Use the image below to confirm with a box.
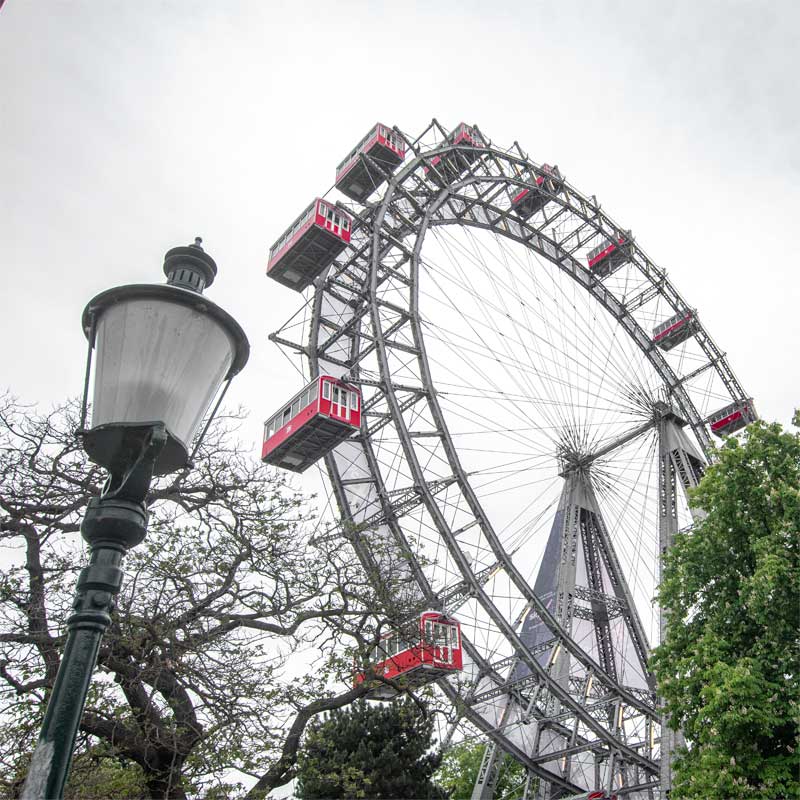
[0,395,416,798]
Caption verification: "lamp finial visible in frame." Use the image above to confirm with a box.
[163,237,217,293]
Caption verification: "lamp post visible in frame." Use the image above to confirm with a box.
[21,239,249,800]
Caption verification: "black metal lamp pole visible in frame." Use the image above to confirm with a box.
[21,240,249,800]
[21,426,166,799]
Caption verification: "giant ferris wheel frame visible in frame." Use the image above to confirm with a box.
[269,119,755,799]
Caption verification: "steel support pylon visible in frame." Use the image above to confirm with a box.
[657,410,705,796]
[472,740,503,800]
[471,459,655,798]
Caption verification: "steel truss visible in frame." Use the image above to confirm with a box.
[270,120,755,799]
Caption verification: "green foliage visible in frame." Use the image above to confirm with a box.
[435,741,526,800]
[651,419,800,799]
[63,749,147,799]
[296,699,447,799]
[2,745,148,800]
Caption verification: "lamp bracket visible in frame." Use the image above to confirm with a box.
[81,423,168,551]
[100,422,168,503]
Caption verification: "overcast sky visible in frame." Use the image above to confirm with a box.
[2,0,798,460]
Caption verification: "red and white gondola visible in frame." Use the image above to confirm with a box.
[652,310,697,351]
[510,163,562,219]
[261,375,361,472]
[708,399,756,437]
[354,611,463,700]
[586,233,632,278]
[425,122,486,182]
[266,198,353,292]
[335,123,406,203]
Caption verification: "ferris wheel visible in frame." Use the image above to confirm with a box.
[263,120,756,800]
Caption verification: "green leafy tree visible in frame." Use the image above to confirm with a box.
[0,396,406,798]
[296,699,447,799]
[435,740,526,800]
[651,417,800,799]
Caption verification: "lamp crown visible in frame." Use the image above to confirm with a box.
[163,236,218,294]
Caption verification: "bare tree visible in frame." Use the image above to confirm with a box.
[0,395,420,798]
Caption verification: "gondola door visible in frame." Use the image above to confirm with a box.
[329,383,350,424]
[425,620,454,665]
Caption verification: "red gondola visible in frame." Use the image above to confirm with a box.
[708,399,756,437]
[267,198,353,292]
[425,122,486,182]
[354,611,463,700]
[335,123,406,203]
[261,375,361,472]
[510,164,562,219]
[586,233,632,278]
[652,310,697,351]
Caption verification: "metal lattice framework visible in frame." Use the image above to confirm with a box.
[270,120,754,799]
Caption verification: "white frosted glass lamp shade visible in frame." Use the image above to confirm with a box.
[82,284,248,475]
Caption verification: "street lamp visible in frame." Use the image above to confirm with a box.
[21,239,249,800]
